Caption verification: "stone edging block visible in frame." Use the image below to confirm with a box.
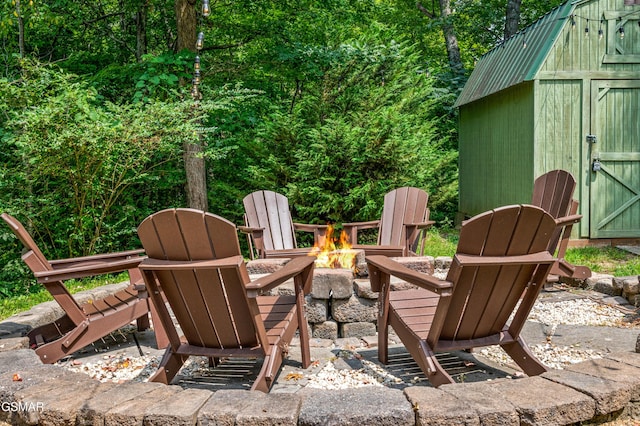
[4,349,640,424]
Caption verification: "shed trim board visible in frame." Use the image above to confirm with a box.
[456,0,640,239]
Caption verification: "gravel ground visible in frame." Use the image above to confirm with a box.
[479,297,637,370]
[56,293,640,389]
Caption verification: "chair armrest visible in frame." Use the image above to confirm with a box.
[138,255,245,271]
[343,220,381,244]
[366,255,453,295]
[49,249,145,269]
[246,256,315,294]
[342,220,380,231]
[238,225,263,234]
[455,251,555,266]
[554,214,582,227]
[34,256,146,283]
[292,223,328,233]
[404,220,436,229]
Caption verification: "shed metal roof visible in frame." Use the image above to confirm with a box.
[454,0,575,107]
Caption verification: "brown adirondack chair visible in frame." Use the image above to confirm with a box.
[366,204,557,387]
[1,213,162,364]
[240,190,327,259]
[532,170,591,280]
[137,208,314,392]
[343,187,434,257]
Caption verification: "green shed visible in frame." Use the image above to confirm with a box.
[455,0,640,240]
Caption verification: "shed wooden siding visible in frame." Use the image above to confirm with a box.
[458,0,640,239]
[534,79,584,201]
[458,83,534,216]
[532,0,640,238]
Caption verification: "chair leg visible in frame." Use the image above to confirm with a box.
[415,340,454,387]
[251,365,271,393]
[146,295,170,350]
[378,322,389,364]
[149,349,188,384]
[28,315,78,363]
[298,326,311,369]
[136,313,150,331]
[571,265,591,279]
[252,353,275,393]
[27,314,75,347]
[295,305,311,369]
[502,337,548,376]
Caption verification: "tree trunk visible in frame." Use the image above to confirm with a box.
[175,0,197,52]
[175,0,208,211]
[416,1,464,77]
[16,0,25,58]
[504,0,522,39]
[135,5,148,62]
[184,139,208,211]
[438,0,464,76]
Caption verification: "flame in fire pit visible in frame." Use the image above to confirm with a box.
[308,224,356,269]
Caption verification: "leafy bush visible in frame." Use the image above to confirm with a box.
[213,38,458,226]
[0,61,235,297]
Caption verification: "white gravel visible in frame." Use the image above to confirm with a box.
[479,297,635,370]
[61,352,160,383]
[529,298,629,327]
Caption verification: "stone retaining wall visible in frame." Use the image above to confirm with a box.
[583,273,640,306]
[3,347,640,425]
[247,256,450,340]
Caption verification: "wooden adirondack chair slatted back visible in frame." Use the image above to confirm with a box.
[243,190,297,252]
[531,170,576,252]
[438,205,556,342]
[378,187,429,247]
[1,213,86,322]
[138,208,262,350]
[1,213,53,272]
[2,212,154,364]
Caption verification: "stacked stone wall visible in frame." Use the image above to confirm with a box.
[247,255,451,339]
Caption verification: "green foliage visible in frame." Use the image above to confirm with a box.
[87,52,196,104]
[235,38,458,225]
[0,0,178,78]
[420,227,458,257]
[133,52,194,103]
[0,61,243,297]
[4,72,181,255]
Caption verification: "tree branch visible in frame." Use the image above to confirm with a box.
[83,11,125,26]
[416,2,435,19]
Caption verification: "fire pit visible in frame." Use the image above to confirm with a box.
[246,224,437,340]
[306,225,363,271]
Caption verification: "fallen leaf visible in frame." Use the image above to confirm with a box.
[284,372,304,381]
[12,373,22,382]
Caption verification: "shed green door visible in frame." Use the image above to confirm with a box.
[589,80,640,238]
